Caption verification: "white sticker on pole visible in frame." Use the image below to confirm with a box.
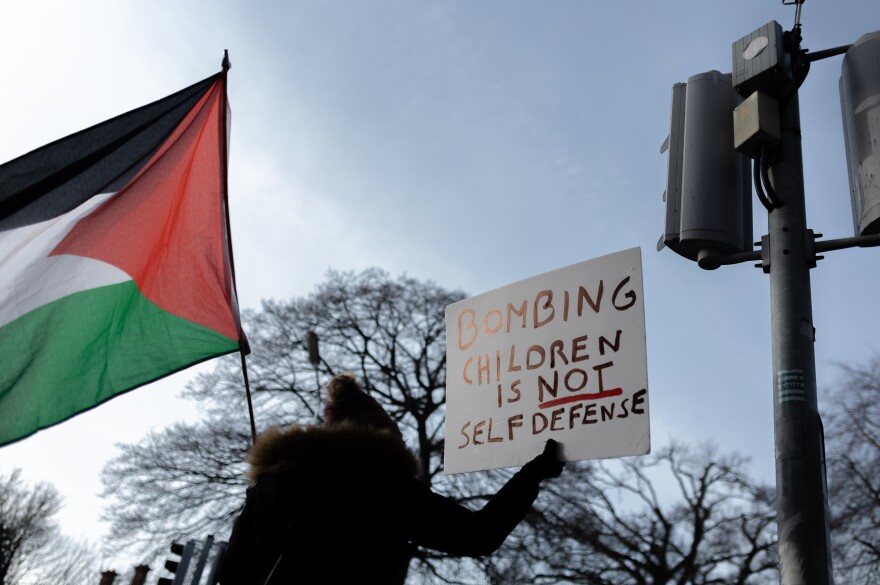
[444,247,650,474]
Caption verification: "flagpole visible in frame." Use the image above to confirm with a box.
[219,50,258,445]
[239,352,257,445]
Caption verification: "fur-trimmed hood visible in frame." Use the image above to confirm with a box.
[247,423,420,484]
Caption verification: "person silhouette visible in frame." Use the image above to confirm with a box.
[219,373,564,584]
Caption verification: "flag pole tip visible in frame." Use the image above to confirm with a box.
[222,50,231,72]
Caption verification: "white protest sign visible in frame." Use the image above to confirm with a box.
[444,247,649,474]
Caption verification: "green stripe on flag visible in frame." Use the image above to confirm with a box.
[0,280,238,445]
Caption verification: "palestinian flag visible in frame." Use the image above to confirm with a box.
[0,71,245,445]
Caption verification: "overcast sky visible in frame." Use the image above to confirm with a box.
[1,0,878,573]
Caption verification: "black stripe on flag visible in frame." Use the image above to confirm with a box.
[0,73,220,231]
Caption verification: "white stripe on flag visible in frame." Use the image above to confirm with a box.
[0,193,130,329]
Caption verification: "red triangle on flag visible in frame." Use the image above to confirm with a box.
[52,80,239,341]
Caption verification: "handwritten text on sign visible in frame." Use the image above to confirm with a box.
[444,248,649,474]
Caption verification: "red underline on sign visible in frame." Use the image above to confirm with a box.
[538,388,624,409]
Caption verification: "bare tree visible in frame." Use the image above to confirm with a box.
[825,358,880,584]
[484,443,778,585]
[15,535,104,585]
[101,419,252,551]
[0,469,105,585]
[0,469,62,585]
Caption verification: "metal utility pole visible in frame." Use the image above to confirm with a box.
[765,89,833,584]
[730,22,834,582]
[660,3,880,582]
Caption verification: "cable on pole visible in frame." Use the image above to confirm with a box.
[760,150,784,208]
[754,158,775,212]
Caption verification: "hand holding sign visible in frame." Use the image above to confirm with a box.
[521,439,565,481]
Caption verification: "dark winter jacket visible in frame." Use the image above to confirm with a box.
[218,423,547,585]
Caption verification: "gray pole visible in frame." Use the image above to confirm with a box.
[766,90,833,584]
[203,542,227,585]
[189,535,214,585]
